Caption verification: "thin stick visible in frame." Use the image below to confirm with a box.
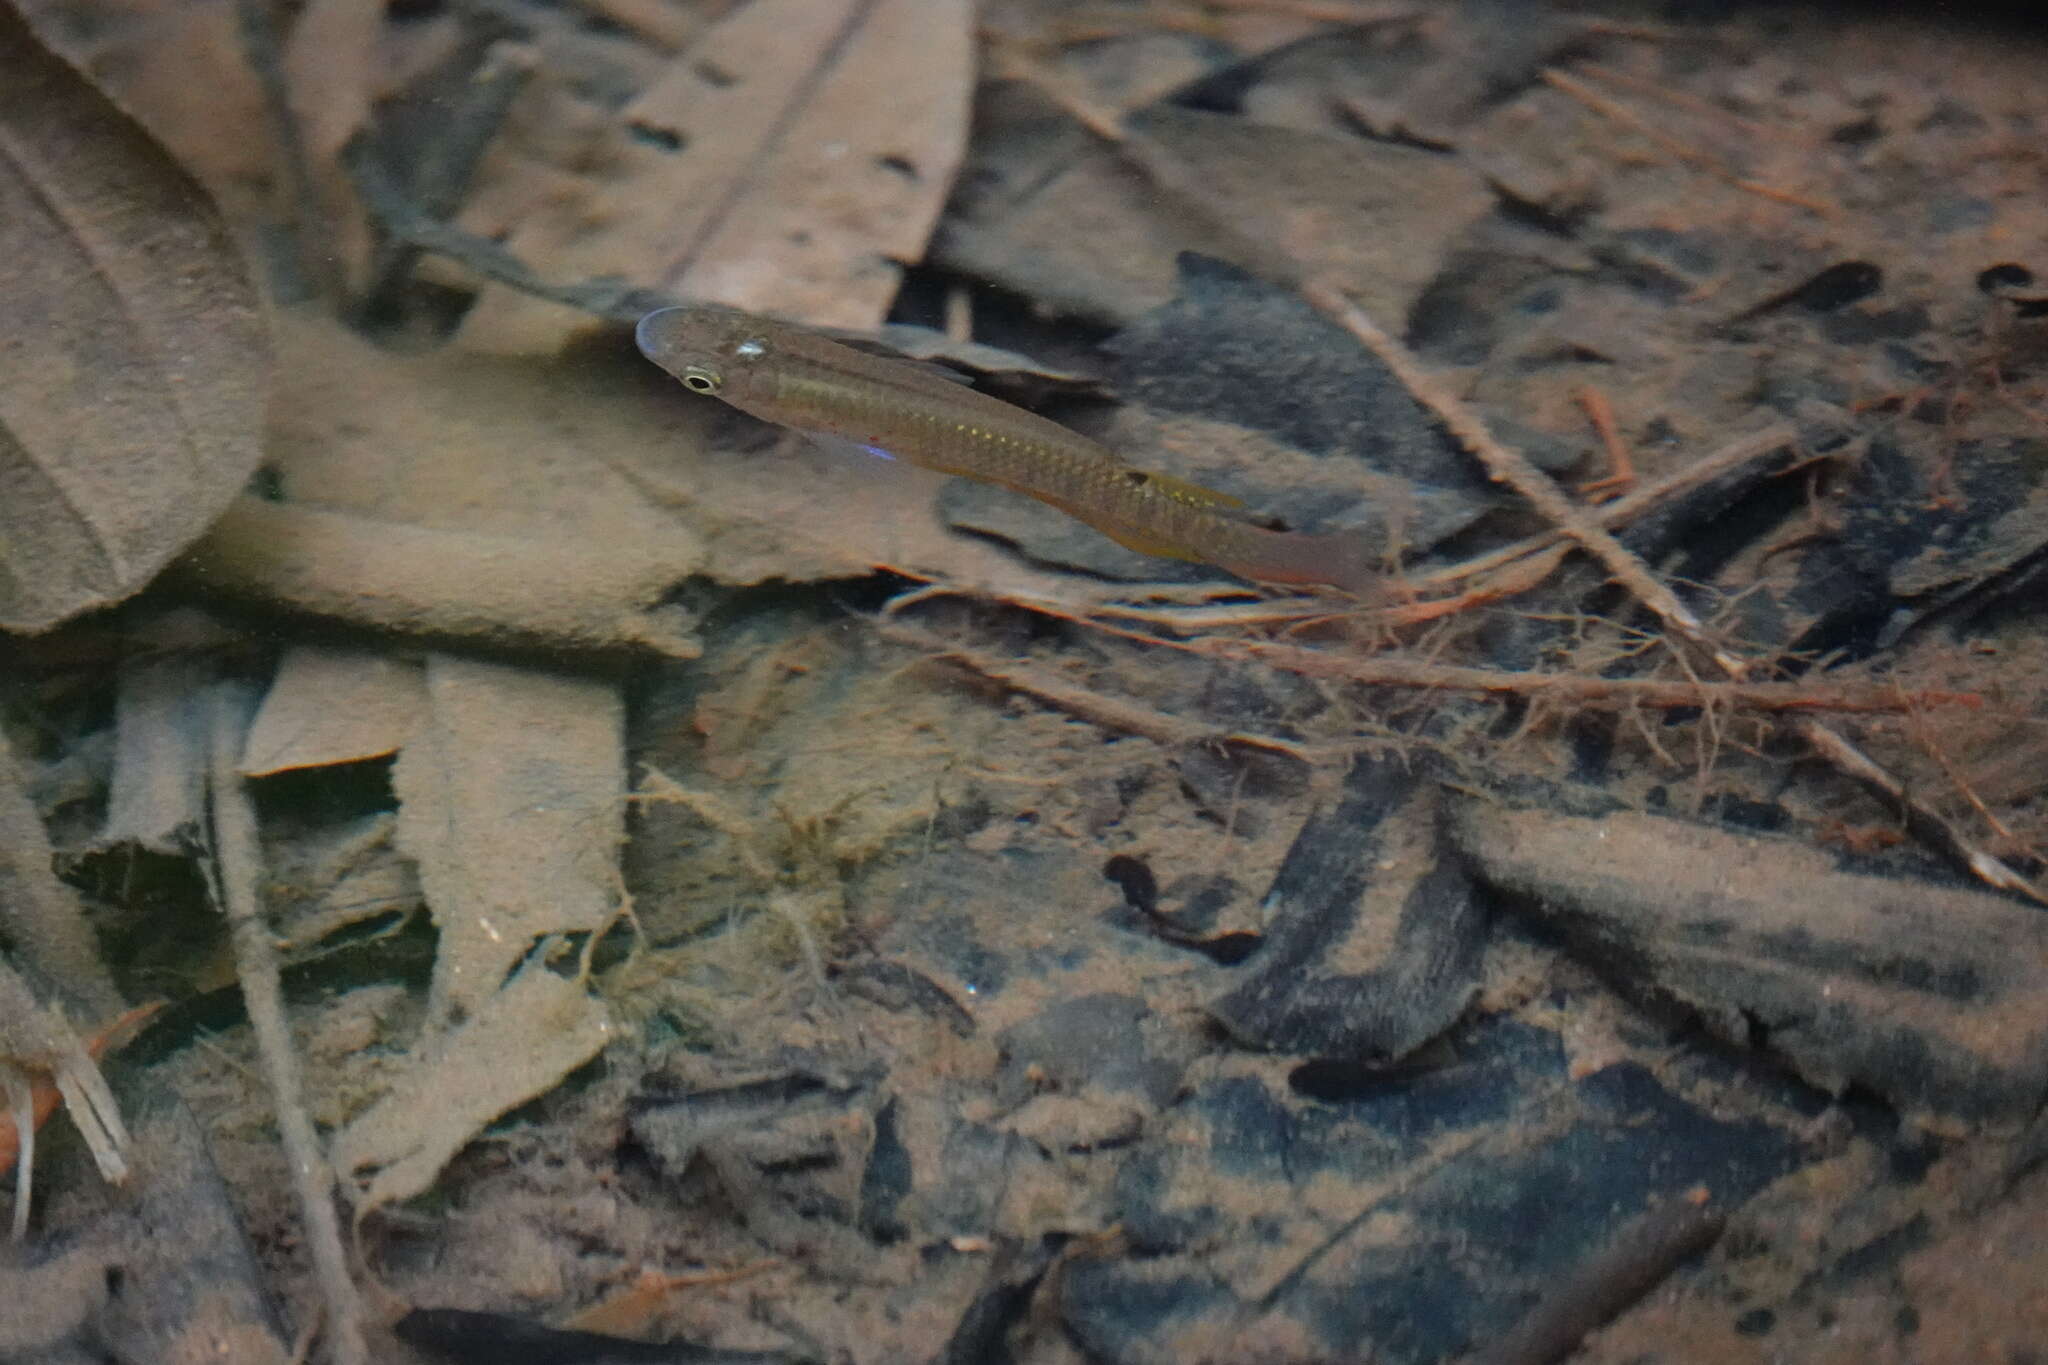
[1540,68,1835,216]
[877,621,1326,760]
[1208,639,1978,716]
[206,687,368,1365]
[1795,719,2046,905]
[1574,385,1636,497]
[1298,278,1752,679]
[1571,60,1783,142]
[1383,546,1573,627]
[1002,596,1978,718]
[1406,422,1797,591]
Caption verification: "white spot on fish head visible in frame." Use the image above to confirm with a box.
[736,337,767,359]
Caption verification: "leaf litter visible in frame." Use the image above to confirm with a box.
[0,1,268,632]
[3,1,2048,1363]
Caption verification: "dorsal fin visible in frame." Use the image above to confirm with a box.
[818,334,978,392]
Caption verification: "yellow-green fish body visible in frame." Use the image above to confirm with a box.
[636,306,1374,594]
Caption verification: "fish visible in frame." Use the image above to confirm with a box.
[635,306,1378,595]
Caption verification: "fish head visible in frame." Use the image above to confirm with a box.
[635,306,780,406]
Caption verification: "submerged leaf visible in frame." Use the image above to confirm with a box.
[458,0,973,349]
[0,3,269,631]
[331,962,612,1215]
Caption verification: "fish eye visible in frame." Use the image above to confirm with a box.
[681,365,721,394]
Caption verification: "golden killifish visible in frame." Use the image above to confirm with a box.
[635,306,1377,595]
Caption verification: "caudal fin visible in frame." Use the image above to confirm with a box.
[1218,528,1381,598]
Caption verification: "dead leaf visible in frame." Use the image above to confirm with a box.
[0,730,121,1014]
[178,494,706,659]
[458,0,974,351]
[392,656,625,1027]
[240,647,427,777]
[279,0,383,291]
[939,98,1491,329]
[22,0,275,228]
[180,316,708,655]
[0,3,269,632]
[99,648,219,857]
[330,960,612,1214]
[260,310,1087,605]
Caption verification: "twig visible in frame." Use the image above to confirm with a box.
[1571,60,1783,142]
[204,686,368,1365]
[1540,67,1835,216]
[1406,422,1797,592]
[1573,385,1635,497]
[1463,1192,1725,1365]
[562,1260,783,1335]
[1198,639,1978,717]
[901,585,1980,718]
[877,621,1327,760]
[1297,277,1753,679]
[1795,720,2046,905]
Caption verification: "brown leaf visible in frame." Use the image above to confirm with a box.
[279,0,382,292]
[330,959,613,1215]
[26,0,275,228]
[458,0,973,351]
[0,3,269,632]
[392,656,625,1029]
[240,646,427,777]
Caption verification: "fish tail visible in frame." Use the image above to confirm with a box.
[1220,528,1382,598]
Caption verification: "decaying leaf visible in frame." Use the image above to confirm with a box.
[240,646,428,777]
[940,99,1492,330]
[458,0,974,350]
[18,0,275,228]
[392,656,626,1028]
[260,310,1088,605]
[278,0,385,292]
[330,960,612,1215]
[0,3,269,632]
[0,731,120,1015]
[98,648,219,856]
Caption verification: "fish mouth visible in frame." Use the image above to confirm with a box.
[634,307,682,360]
